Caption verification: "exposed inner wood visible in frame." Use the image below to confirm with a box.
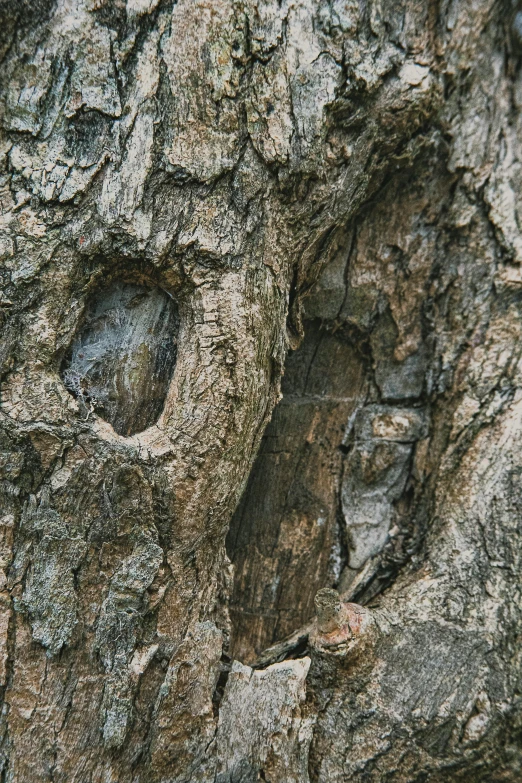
[227,320,363,662]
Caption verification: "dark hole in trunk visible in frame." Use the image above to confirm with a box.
[61,281,179,437]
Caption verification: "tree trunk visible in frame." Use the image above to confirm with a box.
[0,0,521,780]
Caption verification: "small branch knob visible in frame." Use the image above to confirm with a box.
[314,588,350,636]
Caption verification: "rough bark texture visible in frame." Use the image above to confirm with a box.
[1,0,522,781]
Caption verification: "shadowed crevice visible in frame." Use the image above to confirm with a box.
[226,320,365,663]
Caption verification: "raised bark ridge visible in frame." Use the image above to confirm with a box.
[0,0,521,781]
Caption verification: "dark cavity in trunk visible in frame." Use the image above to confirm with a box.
[61,281,179,436]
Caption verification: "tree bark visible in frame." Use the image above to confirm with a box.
[0,0,521,780]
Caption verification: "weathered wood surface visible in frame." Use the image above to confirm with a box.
[0,0,521,781]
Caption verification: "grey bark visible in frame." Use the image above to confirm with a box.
[0,0,521,781]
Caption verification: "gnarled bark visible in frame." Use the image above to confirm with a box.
[0,0,521,780]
